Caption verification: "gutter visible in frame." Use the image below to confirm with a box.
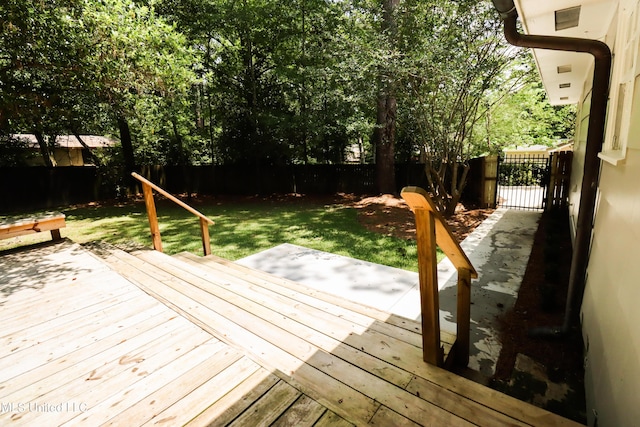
[491,1,612,336]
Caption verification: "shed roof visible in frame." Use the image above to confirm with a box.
[12,134,117,149]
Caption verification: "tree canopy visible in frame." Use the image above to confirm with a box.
[0,0,574,208]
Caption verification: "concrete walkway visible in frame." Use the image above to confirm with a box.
[237,208,540,377]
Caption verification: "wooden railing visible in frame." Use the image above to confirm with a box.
[131,172,215,256]
[401,186,478,368]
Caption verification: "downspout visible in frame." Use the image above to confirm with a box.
[491,1,612,336]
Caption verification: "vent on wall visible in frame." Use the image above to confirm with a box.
[555,6,581,31]
[560,83,572,88]
[557,64,572,73]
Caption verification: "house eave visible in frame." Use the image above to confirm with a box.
[514,0,617,105]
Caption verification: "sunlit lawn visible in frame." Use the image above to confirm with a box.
[1,197,427,272]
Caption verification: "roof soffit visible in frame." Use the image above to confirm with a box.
[513,0,618,105]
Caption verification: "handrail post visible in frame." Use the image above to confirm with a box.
[402,186,477,368]
[415,208,443,366]
[132,172,215,255]
[455,267,472,366]
[141,181,163,252]
[199,217,212,256]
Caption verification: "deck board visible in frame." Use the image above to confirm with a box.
[148,357,266,427]
[2,317,197,404]
[100,247,383,425]
[173,252,446,349]
[0,242,352,427]
[0,241,584,426]
[103,246,581,426]
[184,366,280,427]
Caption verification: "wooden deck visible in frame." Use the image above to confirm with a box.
[0,241,584,426]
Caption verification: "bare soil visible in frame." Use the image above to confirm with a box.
[348,194,494,242]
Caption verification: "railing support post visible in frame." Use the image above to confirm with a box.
[415,208,443,366]
[402,186,477,369]
[200,217,212,256]
[141,181,163,252]
[132,172,215,255]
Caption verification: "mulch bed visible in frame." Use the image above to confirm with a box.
[349,194,494,242]
[492,208,585,383]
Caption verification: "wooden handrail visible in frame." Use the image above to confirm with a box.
[131,172,215,256]
[401,186,476,368]
[402,187,477,277]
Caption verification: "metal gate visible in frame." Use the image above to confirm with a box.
[497,152,572,211]
[497,154,550,211]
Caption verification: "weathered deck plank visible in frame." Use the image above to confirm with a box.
[150,357,266,427]
[2,316,197,404]
[0,241,584,426]
[174,251,450,349]
[104,246,582,426]
[133,251,482,426]
[0,244,282,426]
[186,253,583,427]
[85,341,240,426]
[184,367,280,427]
[100,247,384,425]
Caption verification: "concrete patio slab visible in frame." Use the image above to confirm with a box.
[236,208,540,376]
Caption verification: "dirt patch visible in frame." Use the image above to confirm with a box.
[349,194,494,242]
[491,209,585,423]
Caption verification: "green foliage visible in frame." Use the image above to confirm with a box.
[498,161,548,186]
[0,0,576,182]
[0,0,197,167]
[394,0,525,214]
[0,134,34,166]
[480,79,577,149]
[156,0,361,165]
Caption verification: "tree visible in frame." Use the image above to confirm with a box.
[401,0,525,216]
[372,0,400,194]
[0,0,91,166]
[82,0,196,175]
[479,79,576,150]
[0,0,195,175]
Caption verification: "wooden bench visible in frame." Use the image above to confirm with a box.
[0,212,66,242]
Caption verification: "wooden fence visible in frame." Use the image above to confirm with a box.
[1,160,497,213]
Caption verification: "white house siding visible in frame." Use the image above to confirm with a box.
[574,2,640,425]
[581,148,640,427]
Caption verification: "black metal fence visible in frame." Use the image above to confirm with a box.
[497,154,550,211]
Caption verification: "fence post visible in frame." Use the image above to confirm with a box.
[545,152,573,211]
[141,181,163,252]
[482,155,499,208]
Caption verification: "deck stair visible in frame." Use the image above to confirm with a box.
[96,244,583,427]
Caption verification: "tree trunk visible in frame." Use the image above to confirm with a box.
[118,117,136,192]
[171,118,185,165]
[374,94,397,194]
[33,130,56,167]
[374,0,400,194]
[118,117,135,173]
[445,162,471,216]
[72,132,102,166]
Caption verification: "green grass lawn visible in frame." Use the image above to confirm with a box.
[1,197,426,272]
